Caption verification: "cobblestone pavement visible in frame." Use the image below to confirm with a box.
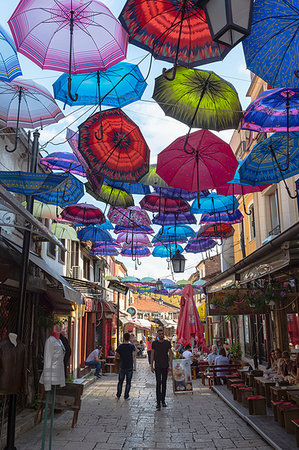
[16,359,270,450]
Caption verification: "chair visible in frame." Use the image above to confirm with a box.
[248,396,267,415]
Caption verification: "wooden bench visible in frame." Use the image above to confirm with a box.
[202,364,241,388]
[277,403,299,432]
[291,419,299,446]
[248,396,267,415]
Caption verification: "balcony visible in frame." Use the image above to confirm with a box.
[269,225,281,237]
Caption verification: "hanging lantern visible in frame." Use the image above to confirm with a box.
[171,250,186,273]
[155,278,163,291]
[201,0,253,48]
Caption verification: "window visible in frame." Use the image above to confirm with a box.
[83,256,90,280]
[58,239,66,264]
[269,191,280,235]
[47,241,56,259]
[248,204,256,240]
[70,241,79,267]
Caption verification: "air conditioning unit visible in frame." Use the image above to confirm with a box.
[72,266,81,279]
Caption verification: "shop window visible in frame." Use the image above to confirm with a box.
[248,204,256,240]
[47,241,56,259]
[70,241,79,267]
[58,239,66,264]
[268,191,280,236]
[83,256,90,280]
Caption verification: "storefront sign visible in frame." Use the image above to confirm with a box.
[127,306,136,317]
[208,289,269,316]
[206,275,236,293]
[240,255,290,283]
[108,281,129,295]
[172,359,193,394]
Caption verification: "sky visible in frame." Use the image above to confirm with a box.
[2,1,252,281]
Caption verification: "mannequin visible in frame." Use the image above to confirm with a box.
[0,333,26,395]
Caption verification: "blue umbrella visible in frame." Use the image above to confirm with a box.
[121,246,151,257]
[185,238,217,253]
[53,62,147,107]
[97,219,114,230]
[191,193,239,214]
[152,244,184,258]
[77,226,113,242]
[40,152,86,177]
[152,235,187,245]
[161,278,177,287]
[105,179,150,195]
[158,225,195,239]
[114,225,154,234]
[0,24,22,82]
[153,186,209,201]
[0,171,66,195]
[242,0,299,88]
[200,209,243,225]
[238,132,299,198]
[35,173,84,207]
[152,212,197,226]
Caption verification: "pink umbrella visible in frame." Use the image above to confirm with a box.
[116,232,152,248]
[61,203,105,225]
[140,193,190,213]
[157,129,238,192]
[108,206,151,227]
[176,284,205,347]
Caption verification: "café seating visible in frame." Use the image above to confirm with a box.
[272,401,292,421]
[248,395,267,415]
[291,419,299,446]
[277,403,299,432]
[241,387,255,406]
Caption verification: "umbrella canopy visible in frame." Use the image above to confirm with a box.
[191,193,239,214]
[200,210,244,225]
[152,212,197,226]
[140,277,156,285]
[160,278,176,287]
[185,237,216,253]
[78,108,150,182]
[153,186,208,201]
[140,194,190,213]
[193,280,206,287]
[53,62,146,107]
[119,0,230,69]
[90,246,119,256]
[77,225,113,242]
[121,246,151,257]
[176,280,190,287]
[152,244,183,258]
[104,275,120,281]
[158,225,195,239]
[139,164,168,188]
[0,171,66,196]
[217,161,270,196]
[85,182,134,208]
[114,225,154,235]
[238,132,299,187]
[51,223,78,241]
[108,206,151,227]
[121,276,140,283]
[195,223,234,239]
[116,232,152,248]
[152,235,187,246]
[157,130,238,192]
[9,0,128,74]
[61,203,105,225]
[153,67,242,131]
[35,173,84,207]
[176,284,205,346]
[0,24,22,82]
[97,219,114,230]
[92,241,120,249]
[105,179,150,195]
[40,152,86,177]
[242,0,299,88]
[22,200,62,220]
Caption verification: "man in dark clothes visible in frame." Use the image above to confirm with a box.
[115,332,136,400]
[151,328,173,411]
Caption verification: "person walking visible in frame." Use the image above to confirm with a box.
[151,328,173,411]
[115,332,136,400]
[146,336,152,366]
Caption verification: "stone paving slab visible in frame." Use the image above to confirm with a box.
[15,359,270,450]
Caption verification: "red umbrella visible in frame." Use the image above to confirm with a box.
[176,284,205,346]
[195,223,234,239]
[78,108,150,183]
[61,203,105,225]
[156,129,238,193]
[139,193,190,213]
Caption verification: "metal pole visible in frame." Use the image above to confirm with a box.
[5,131,40,450]
[117,292,120,347]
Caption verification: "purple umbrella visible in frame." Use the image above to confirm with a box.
[116,232,152,247]
[114,225,154,235]
[185,238,217,253]
[200,210,244,225]
[153,186,209,201]
[108,206,151,227]
[40,152,86,176]
[90,246,119,256]
[152,212,197,226]
[121,246,151,257]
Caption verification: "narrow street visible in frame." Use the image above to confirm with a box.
[16,359,270,450]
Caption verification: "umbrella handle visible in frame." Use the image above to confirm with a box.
[68,76,78,102]
[94,130,103,141]
[5,131,19,153]
[5,88,22,153]
[242,194,252,216]
[162,64,177,81]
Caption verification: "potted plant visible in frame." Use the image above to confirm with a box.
[230,341,243,363]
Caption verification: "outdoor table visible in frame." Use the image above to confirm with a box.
[245,372,256,387]
[270,385,299,402]
[254,377,290,406]
[237,368,250,382]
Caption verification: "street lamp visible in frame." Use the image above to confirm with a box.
[200,0,253,48]
[171,250,186,273]
[155,278,163,291]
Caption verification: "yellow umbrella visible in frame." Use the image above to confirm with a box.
[51,223,78,241]
[22,200,62,220]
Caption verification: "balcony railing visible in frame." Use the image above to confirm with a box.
[269,225,281,237]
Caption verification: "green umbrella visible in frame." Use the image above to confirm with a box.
[22,200,62,220]
[85,183,134,207]
[51,223,78,241]
[104,275,119,281]
[153,66,242,132]
[176,279,190,286]
[139,164,169,188]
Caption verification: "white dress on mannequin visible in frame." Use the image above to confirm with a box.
[39,336,66,391]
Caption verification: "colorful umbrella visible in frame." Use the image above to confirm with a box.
[176,280,190,287]
[184,237,217,253]
[158,225,195,239]
[121,246,151,258]
[35,173,84,207]
[0,24,22,82]
[85,183,134,208]
[0,171,66,196]
[53,62,146,107]
[51,223,78,241]
[40,152,86,177]
[114,225,154,235]
[104,275,120,281]
[9,0,128,101]
[152,235,187,245]
[116,232,152,248]
[152,244,184,258]
[153,67,242,132]
[78,108,150,182]
[77,225,113,242]
[195,223,234,239]
[153,186,208,202]
[238,132,299,198]
[161,278,177,287]
[140,277,156,285]
[140,194,190,213]
[157,130,238,193]
[176,284,205,346]
[108,206,151,227]
[85,170,104,196]
[139,164,169,188]
[92,241,120,249]
[121,276,140,283]
[217,161,270,196]
[152,212,197,226]
[97,219,114,231]
[61,203,105,225]
[200,210,244,225]
[193,280,206,287]
[0,78,63,152]
[22,200,62,220]
[191,193,239,214]
[105,179,150,195]
[242,0,299,88]
[119,0,230,77]
[90,246,119,256]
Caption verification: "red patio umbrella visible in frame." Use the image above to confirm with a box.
[176,284,205,347]
[140,193,190,213]
[195,223,234,239]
